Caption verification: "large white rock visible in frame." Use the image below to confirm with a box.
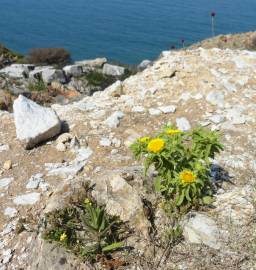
[103,63,125,76]
[13,193,40,205]
[29,67,66,84]
[0,64,34,78]
[182,212,221,249]
[13,95,61,149]
[63,65,83,77]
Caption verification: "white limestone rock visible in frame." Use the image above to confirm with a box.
[29,67,66,84]
[0,177,13,189]
[159,105,176,114]
[182,212,221,249]
[206,91,225,107]
[13,193,40,205]
[13,95,61,149]
[105,111,124,128]
[103,63,125,76]
[75,57,107,68]
[4,207,17,218]
[149,108,161,116]
[63,65,83,77]
[0,64,34,78]
[176,117,191,131]
[100,137,112,147]
[138,59,152,70]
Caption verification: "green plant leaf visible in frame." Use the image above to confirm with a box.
[102,242,124,252]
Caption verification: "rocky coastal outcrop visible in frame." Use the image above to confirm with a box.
[0,47,256,270]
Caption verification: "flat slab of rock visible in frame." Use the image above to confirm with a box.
[13,192,40,205]
[13,95,61,149]
[103,63,125,76]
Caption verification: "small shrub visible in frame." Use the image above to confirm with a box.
[27,79,47,92]
[27,47,71,67]
[43,197,125,262]
[85,71,116,88]
[130,125,223,209]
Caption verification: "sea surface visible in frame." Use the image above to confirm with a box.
[0,0,256,64]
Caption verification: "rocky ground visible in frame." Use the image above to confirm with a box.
[0,47,256,270]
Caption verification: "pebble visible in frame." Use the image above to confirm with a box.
[13,193,40,205]
[176,117,191,131]
[3,160,12,170]
[149,108,162,116]
[100,137,112,147]
[158,105,176,113]
[0,177,14,189]
[4,207,17,218]
[132,106,145,113]
[0,144,9,152]
[105,111,124,128]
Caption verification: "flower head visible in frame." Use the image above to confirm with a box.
[60,232,67,242]
[179,170,196,184]
[166,129,181,135]
[84,198,92,205]
[138,136,150,143]
[147,138,165,153]
[211,11,216,17]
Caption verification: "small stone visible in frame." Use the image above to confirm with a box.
[206,91,225,107]
[208,114,225,124]
[0,144,9,152]
[0,177,13,189]
[26,173,44,189]
[105,111,124,128]
[3,160,12,170]
[56,133,73,144]
[13,193,40,205]
[149,108,161,116]
[176,117,191,131]
[112,138,121,148]
[100,137,112,147]
[158,105,176,114]
[4,207,17,218]
[2,249,13,264]
[56,142,66,152]
[132,106,145,113]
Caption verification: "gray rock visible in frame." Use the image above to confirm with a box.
[138,59,152,70]
[99,137,112,147]
[176,117,191,131]
[0,177,13,189]
[0,64,34,78]
[208,114,225,124]
[92,172,150,237]
[159,105,176,114]
[13,193,40,205]
[105,111,124,128]
[182,212,221,249]
[29,67,66,84]
[103,63,125,76]
[63,65,83,77]
[206,91,225,107]
[13,95,61,149]
[4,207,17,218]
[26,173,45,189]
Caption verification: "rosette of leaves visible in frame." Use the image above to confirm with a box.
[130,125,224,208]
[43,198,125,262]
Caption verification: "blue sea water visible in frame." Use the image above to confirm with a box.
[0,0,256,64]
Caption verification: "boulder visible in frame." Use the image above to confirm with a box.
[91,171,150,237]
[63,65,83,77]
[75,57,107,68]
[0,64,34,78]
[29,67,66,84]
[13,95,61,149]
[138,59,152,70]
[103,63,125,76]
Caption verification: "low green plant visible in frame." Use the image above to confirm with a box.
[28,79,47,92]
[43,198,125,262]
[130,125,223,209]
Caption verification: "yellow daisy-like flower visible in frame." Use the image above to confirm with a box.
[179,170,196,184]
[147,138,165,153]
[84,198,92,205]
[60,232,67,242]
[138,136,150,143]
[166,129,181,135]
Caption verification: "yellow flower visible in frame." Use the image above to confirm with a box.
[179,170,196,184]
[147,138,165,153]
[139,136,150,143]
[84,198,92,205]
[60,232,67,242]
[166,129,181,135]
